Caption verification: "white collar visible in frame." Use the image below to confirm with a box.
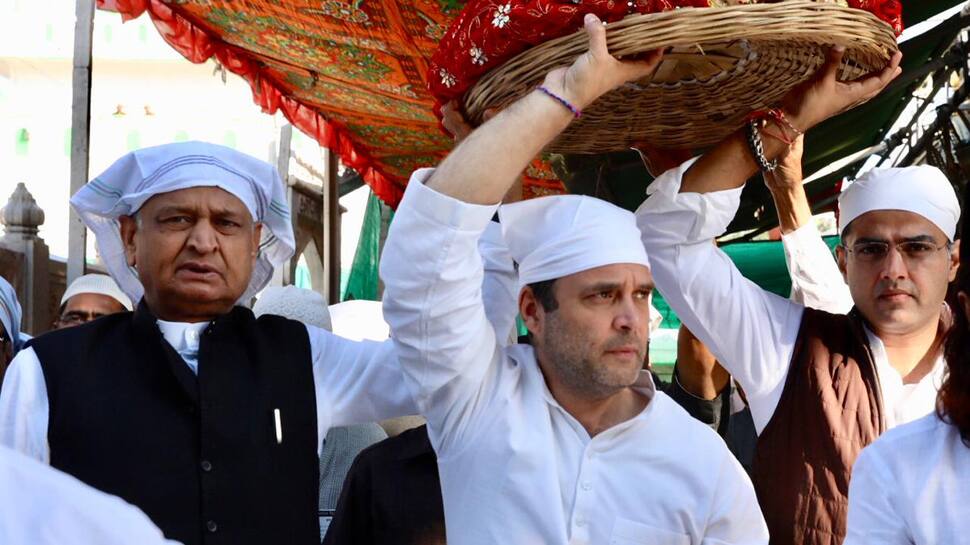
[156,320,210,353]
[506,344,658,442]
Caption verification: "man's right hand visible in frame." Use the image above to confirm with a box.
[541,14,664,112]
[425,13,662,205]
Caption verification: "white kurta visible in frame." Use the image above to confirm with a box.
[380,170,769,545]
[845,413,970,545]
[0,222,517,464]
[0,445,181,544]
[636,158,945,434]
[781,222,853,314]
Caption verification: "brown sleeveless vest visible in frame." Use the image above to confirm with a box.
[752,307,885,545]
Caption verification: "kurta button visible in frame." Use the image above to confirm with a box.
[200,460,213,472]
[581,481,592,491]
[206,520,218,533]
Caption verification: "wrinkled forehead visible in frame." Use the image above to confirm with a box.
[135,185,256,221]
[843,209,949,243]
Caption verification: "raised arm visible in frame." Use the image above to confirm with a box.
[766,136,854,314]
[381,16,663,450]
[637,48,900,431]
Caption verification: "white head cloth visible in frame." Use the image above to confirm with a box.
[838,165,961,240]
[499,195,650,291]
[70,141,295,305]
[60,273,133,311]
[253,286,332,331]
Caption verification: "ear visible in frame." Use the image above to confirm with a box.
[835,244,849,281]
[947,239,960,282]
[119,215,139,267]
[251,223,263,260]
[518,286,542,337]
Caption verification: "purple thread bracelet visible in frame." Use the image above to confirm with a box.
[537,86,582,118]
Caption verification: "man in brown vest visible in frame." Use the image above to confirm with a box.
[639,47,962,544]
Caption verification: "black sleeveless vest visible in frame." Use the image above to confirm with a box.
[30,302,320,545]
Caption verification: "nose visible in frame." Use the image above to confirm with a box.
[613,296,643,333]
[880,244,908,281]
[185,221,219,254]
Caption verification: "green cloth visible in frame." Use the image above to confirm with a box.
[342,191,387,301]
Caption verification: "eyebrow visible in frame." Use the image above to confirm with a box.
[583,282,655,293]
[853,235,938,244]
[154,205,248,220]
[153,205,198,217]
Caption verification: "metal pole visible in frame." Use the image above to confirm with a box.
[67,0,95,283]
[274,124,294,286]
[321,148,341,304]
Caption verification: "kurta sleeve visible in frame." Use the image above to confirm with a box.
[782,222,853,314]
[701,453,771,544]
[636,159,805,433]
[307,331,418,436]
[479,220,519,347]
[0,348,50,463]
[380,169,506,454]
[844,446,914,545]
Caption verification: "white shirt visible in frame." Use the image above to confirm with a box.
[0,445,181,544]
[380,170,769,545]
[636,158,945,434]
[0,224,517,465]
[782,222,853,314]
[845,414,970,545]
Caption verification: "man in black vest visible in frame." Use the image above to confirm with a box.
[0,141,430,545]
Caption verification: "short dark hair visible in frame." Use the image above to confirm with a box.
[528,279,559,312]
[840,220,854,243]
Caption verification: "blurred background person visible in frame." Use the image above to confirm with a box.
[53,273,132,330]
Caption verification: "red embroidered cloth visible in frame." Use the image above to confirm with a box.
[428,0,902,116]
[98,1,899,206]
[99,0,565,206]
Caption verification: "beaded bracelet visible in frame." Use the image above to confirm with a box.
[537,86,583,118]
[746,108,803,140]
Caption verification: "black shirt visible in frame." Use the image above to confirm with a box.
[323,425,444,545]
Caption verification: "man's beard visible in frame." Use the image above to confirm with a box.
[540,313,645,400]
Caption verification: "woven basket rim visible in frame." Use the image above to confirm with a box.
[464,0,898,127]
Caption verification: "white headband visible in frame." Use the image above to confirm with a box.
[499,195,650,291]
[839,166,961,241]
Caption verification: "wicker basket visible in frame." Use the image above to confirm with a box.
[463,0,898,153]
